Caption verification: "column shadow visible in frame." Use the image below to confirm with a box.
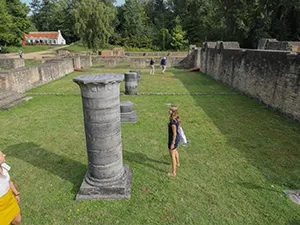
[124,151,169,173]
[4,142,87,195]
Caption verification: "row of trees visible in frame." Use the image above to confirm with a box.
[1,0,300,50]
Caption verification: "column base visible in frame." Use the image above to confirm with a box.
[76,164,132,201]
[121,111,138,123]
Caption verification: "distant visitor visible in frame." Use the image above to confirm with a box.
[18,50,23,58]
[160,57,166,74]
[150,58,155,74]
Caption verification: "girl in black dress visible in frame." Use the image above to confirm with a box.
[168,105,181,176]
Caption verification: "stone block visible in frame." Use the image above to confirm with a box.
[120,101,138,123]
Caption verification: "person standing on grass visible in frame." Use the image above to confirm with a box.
[150,58,155,74]
[0,151,22,225]
[167,105,181,177]
[160,57,167,74]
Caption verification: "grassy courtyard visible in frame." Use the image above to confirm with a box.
[0,68,300,224]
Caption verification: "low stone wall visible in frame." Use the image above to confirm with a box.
[92,56,184,68]
[39,58,74,84]
[0,67,40,92]
[125,52,188,57]
[0,56,89,93]
[0,58,25,69]
[92,56,129,64]
[199,43,300,121]
[265,41,300,52]
[80,55,92,68]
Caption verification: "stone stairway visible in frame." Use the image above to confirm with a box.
[0,89,32,110]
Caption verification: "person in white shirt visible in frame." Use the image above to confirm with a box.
[0,151,21,225]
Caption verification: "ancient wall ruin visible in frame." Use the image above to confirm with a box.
[199,42,300,121]
[0,58,25,69]
[0,56,89,93]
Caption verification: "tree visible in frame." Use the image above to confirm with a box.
[170,16,188,50]
[0,0,31,46]
[0,0,14,46]
[31,0,79,43]
[72,0,116,50]
[122,0,146,37]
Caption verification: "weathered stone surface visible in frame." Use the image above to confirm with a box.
[73,74,132,201]
[76,165,132,201]
[0,58,24,69]
[129,70,141,82]
[124,72,138,95]
[120,101,138,123]
[104,60,116,68]
[0,89,27,110]
[199,44,300,121]
[130,59,146,68]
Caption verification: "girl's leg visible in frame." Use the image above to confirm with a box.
[11,213,21,225]
[175,150,180,167]
[168,149,177,176]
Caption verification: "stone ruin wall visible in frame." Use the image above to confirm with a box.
[258,39,300,52]
[92,56,187,68]
[0,67,40,92]
[198,42,300,121]
[0,56,92,93]
[0,58,25,69]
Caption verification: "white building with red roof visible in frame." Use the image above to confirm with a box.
[23,30,66,45]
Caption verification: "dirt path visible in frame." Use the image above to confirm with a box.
[3,45,70,60]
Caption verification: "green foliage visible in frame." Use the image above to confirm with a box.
[0,0,14,46]
[170,16,188,50]
[121,35,153,49]
[122,0,146,37]
[31,0,79,44]
[158,28,172,50]
[72,0,116,51]
[0,0,31,46]
[12,0,300,50]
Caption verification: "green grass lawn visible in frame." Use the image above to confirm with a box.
[4,45,54,54]
[1,68,300,224]
[60,44,90,53]
[24,59,43,67]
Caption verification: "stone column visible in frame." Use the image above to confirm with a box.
[73,74,132,201]
[124,72,138,95]
[129,70,141,82]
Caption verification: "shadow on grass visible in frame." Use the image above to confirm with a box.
[172,69,300,190]
[125,151,168,173]
[288,220,300,225]
[4,142,86,195]
[235,181,282,193]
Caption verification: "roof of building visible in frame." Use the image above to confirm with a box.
[24,31,60,39]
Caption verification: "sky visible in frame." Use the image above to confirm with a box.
[20,0,125,7]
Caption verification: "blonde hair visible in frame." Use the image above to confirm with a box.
[169,105,181,125]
